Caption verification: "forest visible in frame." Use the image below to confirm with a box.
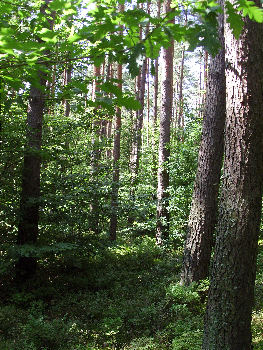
[1,0,263,349]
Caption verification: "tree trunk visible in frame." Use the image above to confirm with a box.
[203,2,263,348]
[180,3,225,285]
[128,4,149,224]
[109,4,124,241]
[16,73,46,282]
[64,65,72,118]
[177,44,185,129]
[15,0,52,283]
[156,0,174,244]
[90,65,101,235]
[151,0,161,180]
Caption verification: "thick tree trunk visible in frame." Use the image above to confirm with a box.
[16,74,46,282]
[203,2,263,348]
[180,4,225,285]
[156,0,174,244]
[15,0,52,283]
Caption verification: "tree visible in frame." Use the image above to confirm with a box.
[109,3,124,241]
[180,0,225,285]
[15,0,53,282]
[128,1,150,224]
[203,0,263,347]
[156,0,174,244]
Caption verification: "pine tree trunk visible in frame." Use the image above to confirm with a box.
[180,4,225,285]
[109,4,124,241]
[151,0,161,181]
[203,2,263,348]
[177,45,185,129]
[128,5,149,224]
[156,0,174,244]
[90,65,101,235]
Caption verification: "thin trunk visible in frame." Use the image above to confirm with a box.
[64,65,72,118]
[109,3,124,240]
[156,0,174,244]
[177,45,185,129]
[180,3,225,285]
[146,58,150,147]
[129,3,149,224]
[109,62,123,241]
[106,63,113,159]
[203,1,263,348]
[90,65,101,235]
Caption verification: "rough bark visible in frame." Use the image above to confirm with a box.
[15,0,52,283]
[203,2,263,348]
[156,0,174,244]
[16,74,46,282]
[181,4,225,285]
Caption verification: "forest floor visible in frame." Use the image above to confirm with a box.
[0,234,263,350]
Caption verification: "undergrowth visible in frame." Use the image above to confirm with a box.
[0,235,262,349]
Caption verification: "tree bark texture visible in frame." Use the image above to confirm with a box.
[203,2,263,348]
[181,4,225,285]
[156,0,174,244]
[16,0,52,282]
[16,74,46,282]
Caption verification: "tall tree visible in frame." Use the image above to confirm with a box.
[129,1,149,224]
[180,1,225,285]
[15,0,53,283]
[90,64,101,235]
[156,0,174,244]
[152,0,161,178]
[109,3,124,241]
[203,1,263,348]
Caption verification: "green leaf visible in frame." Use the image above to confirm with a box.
[117,95,141,110]
[100,81,122,98]
[225,1,244,38]
[237,0,263,22]
[39,28,58,43]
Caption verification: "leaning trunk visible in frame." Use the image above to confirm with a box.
[203,1,263,348]
[180,2,225,285]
